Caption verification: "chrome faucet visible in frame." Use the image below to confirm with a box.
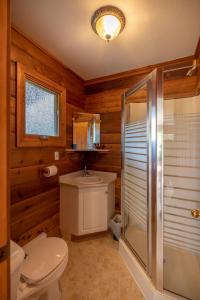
[83,165,89,177]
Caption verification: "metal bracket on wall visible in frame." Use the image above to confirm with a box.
[0,244,9,262]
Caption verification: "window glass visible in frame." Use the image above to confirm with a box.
[25,80,59,136]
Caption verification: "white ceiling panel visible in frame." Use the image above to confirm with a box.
[11,0,200,80]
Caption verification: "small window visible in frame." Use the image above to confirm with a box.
[25,80,59,137]
[17,63,66,147]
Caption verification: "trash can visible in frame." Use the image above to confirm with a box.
[109,214,121,240]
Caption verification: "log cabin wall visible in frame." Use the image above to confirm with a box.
[10,28,199,243]
[84,56,197,211]
[10,28,85,245]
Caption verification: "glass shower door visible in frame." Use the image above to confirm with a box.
[122,63,200,298]
[122,76,153,270]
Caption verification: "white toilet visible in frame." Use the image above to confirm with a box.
[11,233,68,300]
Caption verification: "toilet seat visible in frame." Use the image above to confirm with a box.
[21,237,68,285]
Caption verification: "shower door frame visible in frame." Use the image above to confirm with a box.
[121,68,164,291]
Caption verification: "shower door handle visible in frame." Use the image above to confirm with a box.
[191,209,200,218]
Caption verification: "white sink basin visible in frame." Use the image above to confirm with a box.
[75,176,103,185]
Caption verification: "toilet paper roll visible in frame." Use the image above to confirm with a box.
[43,165,58,177]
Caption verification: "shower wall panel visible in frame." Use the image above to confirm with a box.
[163,95,200,299]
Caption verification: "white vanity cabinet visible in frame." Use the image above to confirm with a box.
[79,186,108,235]
[59,170,117,239]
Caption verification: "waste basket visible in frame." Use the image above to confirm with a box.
[109,214,121,240]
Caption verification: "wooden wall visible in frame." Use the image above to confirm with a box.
[84,56,198,211]
[10,28,85,245]
[10,29,199,243]
[84,95,122,210]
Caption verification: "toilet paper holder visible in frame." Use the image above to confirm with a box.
[40,165,58,178]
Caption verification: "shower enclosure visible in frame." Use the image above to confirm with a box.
[121,61,200,300]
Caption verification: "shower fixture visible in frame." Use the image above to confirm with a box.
[186,59,198,76]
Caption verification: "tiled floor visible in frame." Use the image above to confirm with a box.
[60,233,145,300]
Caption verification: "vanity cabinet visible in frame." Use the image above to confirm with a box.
[59,170,117,239]
[79,187,108,235]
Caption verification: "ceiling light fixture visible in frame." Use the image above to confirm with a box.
[91,5,126,42]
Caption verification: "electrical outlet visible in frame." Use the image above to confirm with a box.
[54,151,59,160]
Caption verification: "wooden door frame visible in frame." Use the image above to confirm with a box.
[0,0,10,299]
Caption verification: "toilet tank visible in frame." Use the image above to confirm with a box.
[10,240,25,300]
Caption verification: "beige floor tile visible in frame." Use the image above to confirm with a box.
[60,234,144,300]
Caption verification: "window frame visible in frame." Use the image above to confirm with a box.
[17,62,66,147]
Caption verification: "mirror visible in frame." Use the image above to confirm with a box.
[72,113,100,150]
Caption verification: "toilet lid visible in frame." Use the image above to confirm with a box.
[21,237,68,284]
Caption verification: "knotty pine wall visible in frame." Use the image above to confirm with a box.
[10,29,199,244]
[85,83,137,211]
[84,57,198,211]
[10,28,85,245]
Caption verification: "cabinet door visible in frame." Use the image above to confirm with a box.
[79,188,107,234]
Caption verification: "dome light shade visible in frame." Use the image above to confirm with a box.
[91,6,125,42]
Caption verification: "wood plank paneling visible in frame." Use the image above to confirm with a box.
[10,29,199,245]
[0,0,10,298]
[85,112,121,210]
[11,188,59,219]
[85,85,122,210]
[14,213,60,246]
[11,178,58,205]
[10,28,84,245]
[11,201,59,241]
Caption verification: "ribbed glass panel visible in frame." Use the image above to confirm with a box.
[163,96,200,299]
[124,95,148,267]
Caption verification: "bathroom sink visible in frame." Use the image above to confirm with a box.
[75,176,103,185]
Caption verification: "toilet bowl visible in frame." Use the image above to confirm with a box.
[11,233,68,300]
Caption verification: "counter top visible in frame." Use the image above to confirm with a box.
[59,170,117,188]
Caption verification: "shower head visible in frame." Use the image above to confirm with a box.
[186,59,198,76]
